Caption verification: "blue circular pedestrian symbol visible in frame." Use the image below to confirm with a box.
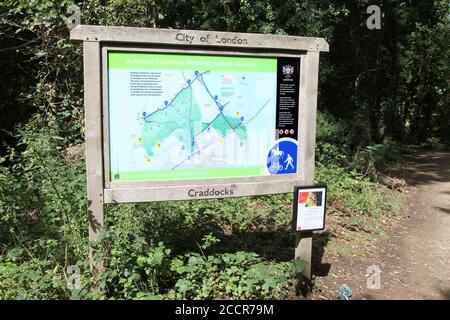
[267,138,298,175]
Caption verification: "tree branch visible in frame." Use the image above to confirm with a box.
[0,39,37,53]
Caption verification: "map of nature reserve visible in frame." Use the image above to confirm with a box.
[108,52,278,181]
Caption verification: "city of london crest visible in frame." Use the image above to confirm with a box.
[282,65,294,79]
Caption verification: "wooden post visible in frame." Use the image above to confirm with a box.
[295,50,320,293]
[83,40,105,273]
[295,232,313,276]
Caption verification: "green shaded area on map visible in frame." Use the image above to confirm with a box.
[108,51,277,181]
[111,166,264,181]
[141,87,201,156]
[140,75,247,157]
[203,113,247,141]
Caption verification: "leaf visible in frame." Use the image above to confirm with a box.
[136,256,146,267]
[130,273,141,281]
[262,277,276,291]
[136,293,163,300]
[176,279,191,294]
[148,251,164,266]
[292,259,308,274]
[188,256,204,266]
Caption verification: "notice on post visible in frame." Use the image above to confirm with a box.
[293,186,327,231]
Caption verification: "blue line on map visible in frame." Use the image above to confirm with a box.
[198,74,223,110]
[171,99,271,170]
[142,70,210,121]
[196,74,240,132]
[142,70,241,143]
[141,69,269,164]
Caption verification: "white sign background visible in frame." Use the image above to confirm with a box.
[293,185,327,231]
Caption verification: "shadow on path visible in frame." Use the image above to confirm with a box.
[391,147,450,186]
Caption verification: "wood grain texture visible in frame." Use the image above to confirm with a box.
[295,51,321,281]
[70,25,329,52]
[83,41,104,245]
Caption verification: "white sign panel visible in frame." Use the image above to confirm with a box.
[293,185,327,231]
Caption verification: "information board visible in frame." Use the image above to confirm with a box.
[71,25,328,278]
[71,26,328,204]
[108,51,300,182]
[293,185,327,231]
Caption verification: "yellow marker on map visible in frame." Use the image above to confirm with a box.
[146,156,151,163]
[137,137,143,144]
[157,143,161,148]
[236,111,240,116]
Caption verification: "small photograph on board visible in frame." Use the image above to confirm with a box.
[298,191,323,207]
[293,185,327,232]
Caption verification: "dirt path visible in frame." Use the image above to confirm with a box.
[365,148,450,299]
[310,148,450,300]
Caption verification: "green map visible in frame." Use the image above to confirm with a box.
[108,52,277,181]
[141,74,247,157]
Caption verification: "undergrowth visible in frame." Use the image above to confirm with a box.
[0,112,405,299]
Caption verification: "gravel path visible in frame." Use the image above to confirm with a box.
[364,149,450,299]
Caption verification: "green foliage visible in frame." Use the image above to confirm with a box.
[316,163,404,222]
[0,119,303,299]
[316,112,403,174]
[0,111,402,299]
[315,112,350,166]
[399,13,450,143]
[167,235,300,300]
[420,137,448,150]
[0,256,67,299]
[352,142,402,174]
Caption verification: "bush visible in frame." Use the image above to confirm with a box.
[316,163,403,218]
[0,257,67,300]
[315,112,349,166]
[0,119,305,299]
[351,141,402,175]
[420,137,448,150]
[166,235,301,300]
